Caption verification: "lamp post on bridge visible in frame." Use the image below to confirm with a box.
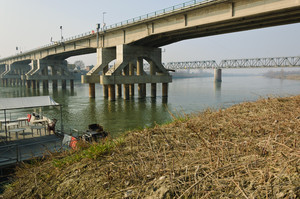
[103,12,107,29]
[96,23,100,48]
[60,26,63,42]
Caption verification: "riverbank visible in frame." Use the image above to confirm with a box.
[2,95,300,198]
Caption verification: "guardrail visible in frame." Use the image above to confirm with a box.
[0,0,214,61]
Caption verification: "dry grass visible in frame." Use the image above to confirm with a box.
[2,95,300,198]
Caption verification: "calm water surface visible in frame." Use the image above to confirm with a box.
[1,68,300,137]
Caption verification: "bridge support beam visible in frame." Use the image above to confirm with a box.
[89,83,95,98]
[214,68,222,82]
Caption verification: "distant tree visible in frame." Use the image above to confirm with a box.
[74,60,85,70]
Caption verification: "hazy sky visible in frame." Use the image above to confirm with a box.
[1,0,300,66]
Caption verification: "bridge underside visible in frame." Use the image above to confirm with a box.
[133,6,300,47]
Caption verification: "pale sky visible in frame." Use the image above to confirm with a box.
[1,0,300,66]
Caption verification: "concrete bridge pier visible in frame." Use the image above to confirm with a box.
[82,45,172,101]
[31,80,36,89]
[123,65,130,100]
[52,68,58,89]
[70,80,74,90]
[36,80,40,89]
[117,84,122,97]
[214,68,222,82]
[89,83,95,98]
[102,65,109,98]
[108,84,115,101]
[26,80,31,89]
[61,80,67,89]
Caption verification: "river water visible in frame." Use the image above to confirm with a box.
[1,68,300,137]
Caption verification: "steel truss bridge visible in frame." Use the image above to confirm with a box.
[156,56,300,70]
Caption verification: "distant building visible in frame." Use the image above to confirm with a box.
[67,64,76,71]
[86,65,94,71]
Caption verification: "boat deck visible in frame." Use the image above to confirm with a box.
[0,122,63,168]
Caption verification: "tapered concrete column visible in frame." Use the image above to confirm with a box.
[89,83,95,98]
[129,63,135,96]
[214,68,222,82]
[31,80,36,89]
[117,84,122,97]
[137,58,146,98]
[108,84,115,101]
[53,80,58,89]
[62,80,67,89]
[162,83,168,97]
[70,80,74,90]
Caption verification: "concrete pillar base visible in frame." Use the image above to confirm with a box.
[138,83,146,99]
[26,80,31,89]
[70,80,74,90]
[103,85,108,98]
[36,80,40,89]
[123,84,129,100]
[108,84,115,101]
[31,80,36,89]
[53,80,58,90]
[62,80,67,89]
[89,83,95,98]
[117,84,122,97]
[129,84,135,96]
[214,68,222,82]
[43,80,49,89]
[162,83,168,97]
[151,83,156,98]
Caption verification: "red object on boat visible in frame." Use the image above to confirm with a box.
[27,114,31,122]
[70,137,78,149]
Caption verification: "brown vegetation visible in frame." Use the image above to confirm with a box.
[2,95,300,198]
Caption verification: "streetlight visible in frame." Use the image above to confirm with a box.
[96,23,100,47]
[103,12,107,29]
[60,26,63,41]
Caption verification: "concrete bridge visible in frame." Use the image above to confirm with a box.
[0,0,300,100]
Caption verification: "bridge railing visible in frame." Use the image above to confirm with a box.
[106,0,212,30]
